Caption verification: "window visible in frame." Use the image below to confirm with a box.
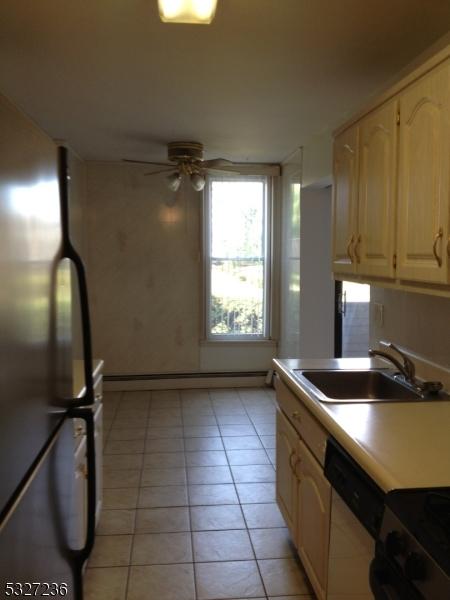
[205,175,270,340]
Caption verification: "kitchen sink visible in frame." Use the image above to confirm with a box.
[292,369,429,403]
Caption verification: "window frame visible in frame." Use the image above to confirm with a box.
[203,173,272,342]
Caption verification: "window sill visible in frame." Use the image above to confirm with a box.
[200,339,278,347]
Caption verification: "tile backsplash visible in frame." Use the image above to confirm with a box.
[370,286,450,372]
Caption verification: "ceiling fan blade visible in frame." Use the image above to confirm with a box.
[202,158,236,168]
[122,159,173,167]
[144,168,178,176]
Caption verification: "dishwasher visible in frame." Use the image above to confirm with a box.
[324,437,385,599]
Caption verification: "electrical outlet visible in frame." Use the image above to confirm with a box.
[373,302,384,327]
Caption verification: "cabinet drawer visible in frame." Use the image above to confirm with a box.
[275,375,328,467]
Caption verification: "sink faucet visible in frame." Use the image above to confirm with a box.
[369,343,415,382]
[368,343,443,394]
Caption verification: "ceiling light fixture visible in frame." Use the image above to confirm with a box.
[190,172,206,191]
[158,0,217,24]
[167,171,182,191]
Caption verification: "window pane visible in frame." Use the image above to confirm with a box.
[211,259,264,335]
[211,180,264,258]
[207,177,268,338]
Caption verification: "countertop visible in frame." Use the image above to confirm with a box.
[73,359,104,399]
[273,357,450,492]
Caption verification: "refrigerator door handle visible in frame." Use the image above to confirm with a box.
[57,145,94,407]
[68,408,96,579]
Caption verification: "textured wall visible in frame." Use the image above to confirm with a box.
[370,287,450,368]
[85,163,201,375]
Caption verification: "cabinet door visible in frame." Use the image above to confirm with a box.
[332,125,359,275]
[397,60,450,283]
[276,409,299,537]
[358,99,398,278]
[296,439,331,600]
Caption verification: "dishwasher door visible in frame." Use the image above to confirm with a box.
[327,489,375,599]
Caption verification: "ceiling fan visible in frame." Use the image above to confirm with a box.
[123,141,240,191]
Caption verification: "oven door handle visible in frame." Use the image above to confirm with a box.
[369,558,400,600]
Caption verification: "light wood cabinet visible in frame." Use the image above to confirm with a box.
[358,99,398,279]
[332,49,450,296]
[276,409,299,535]
[332,125,359,275]
[275,377,331,600]
[296,439,331,600]
[397,60,450,284]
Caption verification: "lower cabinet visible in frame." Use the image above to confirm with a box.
[296,439,331,600]
[276,404,331,600]
[276,410,299,533]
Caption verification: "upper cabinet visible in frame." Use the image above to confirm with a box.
[397,61,450,284]
[332,125,359,275]
[358,99,398,279]
[332,50,450,297]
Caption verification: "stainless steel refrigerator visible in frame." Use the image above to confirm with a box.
[0,97,95,600]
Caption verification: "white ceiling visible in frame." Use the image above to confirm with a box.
[1,0,449,163]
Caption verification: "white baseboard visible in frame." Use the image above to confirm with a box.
[104,375,268,391]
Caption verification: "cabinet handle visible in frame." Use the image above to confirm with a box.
[292,411,301,423]
[293,457,302,481]
[354,234,361,264]
[343,143,354,154]
[447,236,450,258]
[289,450,297,473]
[346,235,354,262]
[432,228,443,267]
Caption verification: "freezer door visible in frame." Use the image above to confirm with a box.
[0,97,73,512]
[0,419,78,600]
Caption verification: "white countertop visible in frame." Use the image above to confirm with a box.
[273,357,450,492]
[73,359,104,399]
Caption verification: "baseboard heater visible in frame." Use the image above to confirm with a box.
[105,371,267,382]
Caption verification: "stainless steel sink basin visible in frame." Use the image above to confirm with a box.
[292,369,426,403]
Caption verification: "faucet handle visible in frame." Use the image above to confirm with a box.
[387,343,415,379]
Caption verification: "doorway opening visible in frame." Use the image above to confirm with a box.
[335,281,370,358]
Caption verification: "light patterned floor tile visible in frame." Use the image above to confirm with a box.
[190,504,246,531]
[258,558,312,596]
[192,529,254,561]
[97,509,136,535]
[84,567,128,600]
[127,564,195,600]
[89,535,132,567]
[131,531,192,564]
[195,560,265,600]
[135,507,190,533]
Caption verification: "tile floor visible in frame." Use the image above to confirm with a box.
[85,387,315,600]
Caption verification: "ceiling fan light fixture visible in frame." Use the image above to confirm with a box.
[158,0,217,24]
[167,171,182,191]
[191,172,206,191]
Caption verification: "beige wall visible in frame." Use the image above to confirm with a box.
[84,162,278,376]
[370,287,450,369]
[301,131,333,189]
[84,162,201,375]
